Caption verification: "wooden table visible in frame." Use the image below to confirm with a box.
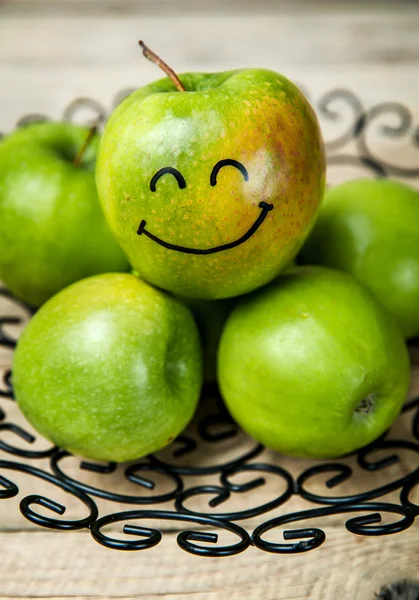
[1,2,419,598]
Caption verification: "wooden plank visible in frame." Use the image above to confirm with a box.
[2,11,419,66]
[0,527,418,599]
[1,0,418,15]
[1,9,419,132]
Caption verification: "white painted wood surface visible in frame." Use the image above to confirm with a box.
[1,2,419,132]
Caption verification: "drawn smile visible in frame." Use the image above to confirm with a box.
[136,201,274,255]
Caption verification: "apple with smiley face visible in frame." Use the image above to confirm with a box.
[96,50,325,299]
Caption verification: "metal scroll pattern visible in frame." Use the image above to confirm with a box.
[0,90,418,557]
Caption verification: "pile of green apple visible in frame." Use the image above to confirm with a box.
[3,43,417,462]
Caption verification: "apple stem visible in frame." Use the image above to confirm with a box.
[73,124,97,167]
[139,40,186,92]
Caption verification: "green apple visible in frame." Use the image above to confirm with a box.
[299,178,419,339]
[218,266,410,458]
[96,69,325,299]
[0,121,129,307]
[182,264,296,382]
[133,267,234,381]
[180,296,236,382]
[13,273,202,462]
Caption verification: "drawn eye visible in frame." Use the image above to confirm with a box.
[210,159,249,187]
[150,167,186,192]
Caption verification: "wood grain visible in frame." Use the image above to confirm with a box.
[0,527,418,599]
[1,4,419,132]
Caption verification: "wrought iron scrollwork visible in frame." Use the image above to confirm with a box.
[296,439,419,506]
[0,459,98,529]
[90,509,250,556]
[0,90,418,556]
[252,502,415,554]
[175,463,294,521]
[0,422,57,459]
[51,450,184,504]
[318,88,365,152]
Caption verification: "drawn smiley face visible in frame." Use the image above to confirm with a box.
[136,159,274,255]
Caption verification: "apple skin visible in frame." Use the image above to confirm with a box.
[183,259,295,382]
[13,273,203,462]
[96,70,325,299]
[0,122,130,307]
[218,266,410,459]
[299,179,419,339]
[179,296,236,382]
